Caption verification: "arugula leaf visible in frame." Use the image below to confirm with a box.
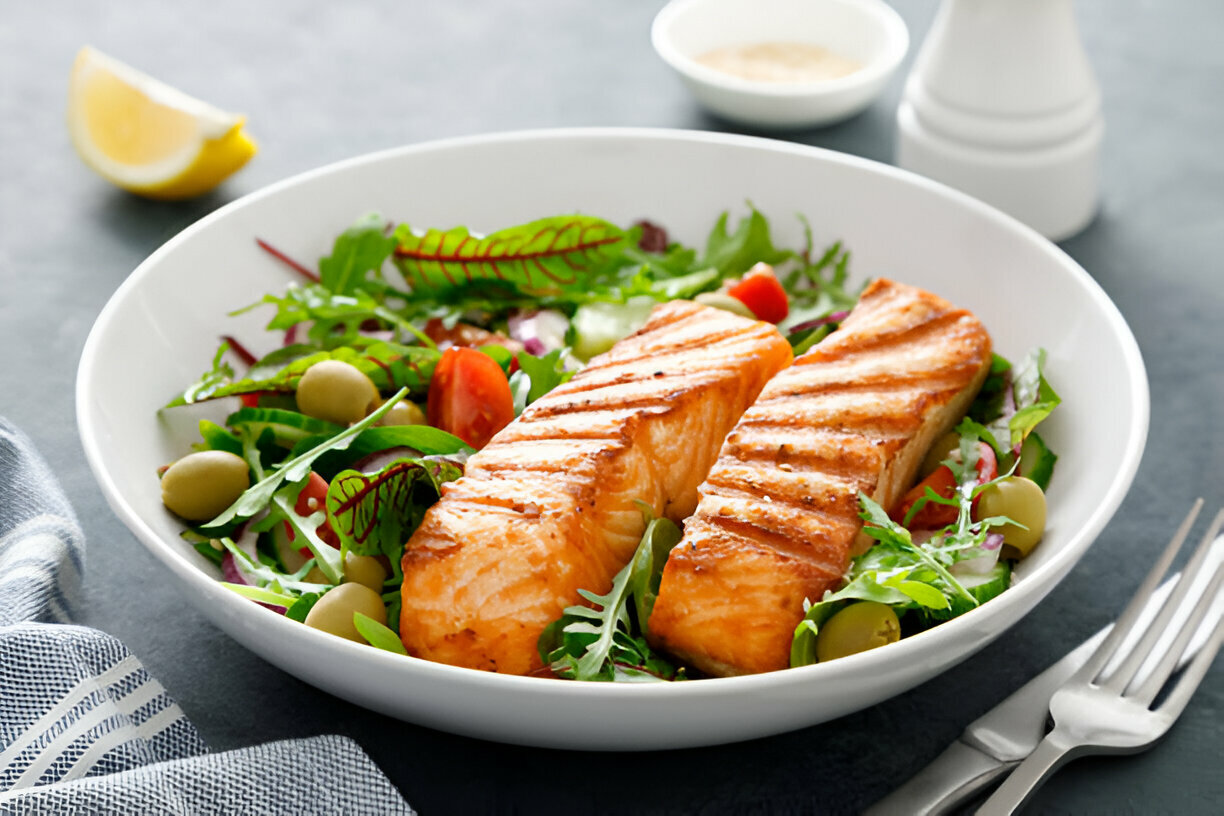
[540,512,683,682]
[273,487,344,583]
[244,283,434,349]
[555,567,636,681]
[202,389,410,530]
[354,612,409,655]
[176,342,236,405]
[318,213,398,296]
[791,488,1003,668]
[700,206,794,276]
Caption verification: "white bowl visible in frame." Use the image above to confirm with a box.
[652,0,909,129]
[78,128,1148,750]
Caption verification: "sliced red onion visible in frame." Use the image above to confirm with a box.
[998,370,1022,455]
[360,329,396,343]
[283,323,299,346]
[507,309,569,354]
[221,551,249,586]
[983,532,1005,550]
[350,446,421,473]
[951,542,1002,576]
[787,310,849,334]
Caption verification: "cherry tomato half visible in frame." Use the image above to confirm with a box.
[427,347,514,449]
[725,264,789,324]
[893,441,998,529]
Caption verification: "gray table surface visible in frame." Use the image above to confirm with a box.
[3,1,1222,813]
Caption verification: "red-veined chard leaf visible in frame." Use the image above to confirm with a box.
[392,215,629,295]
[327,456,464,558]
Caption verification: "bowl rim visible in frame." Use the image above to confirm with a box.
[76,126,1149,707]
[651,0,910,98]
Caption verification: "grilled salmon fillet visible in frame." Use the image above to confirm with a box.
[399,301,793,674]
[648,279,993,676]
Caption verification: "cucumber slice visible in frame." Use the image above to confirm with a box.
[571,296,656,361]
[922,561,1012,622]
[959,561,1013,604]
[1018,431,1057,490]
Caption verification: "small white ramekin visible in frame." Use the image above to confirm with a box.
[652,0,909,130]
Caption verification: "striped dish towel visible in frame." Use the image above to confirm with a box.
[0,419,413,815]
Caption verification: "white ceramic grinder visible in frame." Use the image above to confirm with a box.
[896,0,1103,241]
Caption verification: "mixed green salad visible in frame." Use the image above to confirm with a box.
[158,206,1060,680]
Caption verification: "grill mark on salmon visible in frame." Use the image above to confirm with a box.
[399,301,793,674]
[649,279,993,676]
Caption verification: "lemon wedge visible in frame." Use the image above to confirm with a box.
[67,46,256,200]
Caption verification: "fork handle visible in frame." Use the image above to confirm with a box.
[975,730,1080,815]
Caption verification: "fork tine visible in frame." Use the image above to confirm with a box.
[1131,564,1223,706]
[1153,614,1224,723]
[1100,507,1224,694]
[1071,499,1203,685]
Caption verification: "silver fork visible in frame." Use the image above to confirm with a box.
[977,499,1224,815]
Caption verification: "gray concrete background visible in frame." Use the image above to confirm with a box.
[2,1,1221,813]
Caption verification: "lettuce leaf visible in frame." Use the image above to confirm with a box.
[318,213,398,296]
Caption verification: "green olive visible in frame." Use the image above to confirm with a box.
[295,360,379,425]
[921,431,962,477]
[344,553,388,591]
[160,450,250,521]
[374,400,427,427]
[975,476,1047,558]
[693,291,755,319]
[816,601,901,662]
[303,582,387,643]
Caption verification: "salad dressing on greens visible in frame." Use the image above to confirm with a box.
[158,207,1060,681]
